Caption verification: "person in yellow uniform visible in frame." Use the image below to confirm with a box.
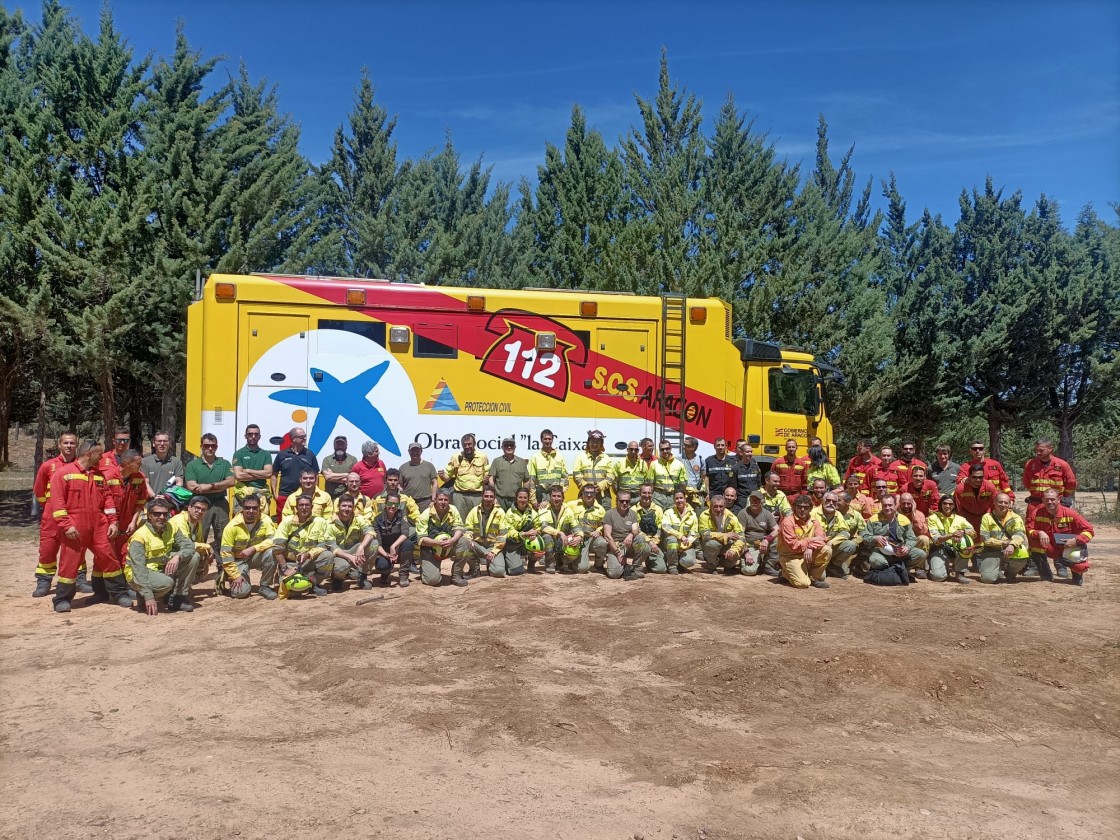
[527,429,569,504]
[127,497,199,615]
[439,434,489,520]
[812,491,861,579]
[332,472,374,519]
[977,493,1030,584]
[633,483,666,574]
[368,468,421,523]
[415,490,471,587]
[698,495,745,574]
[169,495,213,583]
[649,439,687,510]
[500,489,541,576]
[217,493,278,599]
[536,485,576,573]
[320,495,376,590]
[571,431,614,508]
[464,487,507,577]
[272,494,331,596]
[562,483,608,573]
[611,441,651,503]
[926,495,975,584]
[661,489,699,574]
[281,469,334,518]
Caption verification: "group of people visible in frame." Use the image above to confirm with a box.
[31,424,1098,615]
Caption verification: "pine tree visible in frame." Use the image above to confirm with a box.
[618,50,705,295]
[515,104,626,290]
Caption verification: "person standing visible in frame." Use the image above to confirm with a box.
[398,442,438,511]
[731,441,763,495]
[702,438,736,498]
[804,444,841,490]
[184,433,235,561]
[321,435,358,500]
[32,433,83,598]
[571,430,614,507]
[527,429,569,504]
[231,424,273,513]
[271,426,318,516]
[440,434,489,520]
[927,444,961,497]
[99,427,132,470]
[50,440,131,612]
[488,437,531,510]
[905,465,941,516]
[889,440,927,489]
[353,441,388,498]
[679,436,704,505]
[141,430,184,497]
[954,464,998,538]
[771,439,809,497]
[281,469,334,518]
[650,439,687,510]
[956,441,1014,499]
[843,439,881,495]
[1021,438,1077,520]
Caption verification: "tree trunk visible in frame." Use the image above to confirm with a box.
[32,387,47,518]
[987,401,1003,464]
[1056,413,1075,468]
[100,370,115,447]
[0,367,11,465]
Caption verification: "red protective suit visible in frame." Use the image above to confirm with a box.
[954,480,999,535]
[906,478,941,516]
[33,455,72,580]
[843,456,881,494]
[956,458,1013,499]
[101,463,150,559]
[49,462,124,604]
[1026,503,1094,561]
[771,456,808,497]
[889,458,927,489]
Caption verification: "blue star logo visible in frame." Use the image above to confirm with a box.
[268,363,400,456]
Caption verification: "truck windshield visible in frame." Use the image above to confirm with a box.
[768,368,818,416]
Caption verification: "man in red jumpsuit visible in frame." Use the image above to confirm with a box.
[843,439,881,494]
[953,464,998,537]
[49,440,132,613]
[1026,489,1094,586]
[102,449,150,574]
[889,440,927,489]
[955,440,1013,498]
[1021,438,1076,517]
[905,465,941,516]
[32,433,91,598]
[771,439,808,497]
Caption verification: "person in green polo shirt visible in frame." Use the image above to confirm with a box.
[488,437,531,509]
[231,424,273,513]
[185,433,235,560]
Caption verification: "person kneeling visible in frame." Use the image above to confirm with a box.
[602,491,649,580]
[217,493,278,599]
[977,494,1029,584]
[777,495,832,589]
[128,497,200,615]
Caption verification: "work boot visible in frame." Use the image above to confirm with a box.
[622,565,638,581]
[357,573,373,590]
[75,570,94,594]
[177,596,195,613]
[956,571,971,584]
[667,565,679,575]
[466,560,480,579]
[398,570,410,588]
[1005,569,1018,583]
[331,578,346,593]
[1072,572,1084,586]
[54,599,72,613]
[450,574,468,587]
[165,594,180,612]
[1036,559,1054,582]
[811,579,830,589]
[913,569,928,580]
[259,585,278,601]
[311,583,328,596]
[544,559,557,574]
[88,576,109,604]
[32,576,51,598]
[1055,566,1071,580]
[378,572,391,587]
[630,564,646,578]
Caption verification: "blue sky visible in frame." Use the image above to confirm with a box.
[29,1,1120,227]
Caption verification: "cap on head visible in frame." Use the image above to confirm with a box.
[408,442,422,452]
[587,430,604,440]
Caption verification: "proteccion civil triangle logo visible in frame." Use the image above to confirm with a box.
[424,378,460,412]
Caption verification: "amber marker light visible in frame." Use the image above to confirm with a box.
[214,282,236,301]
[346,288,366,306]
[466,295,486,311]
[689,306,707,323]
[579,301,598,317]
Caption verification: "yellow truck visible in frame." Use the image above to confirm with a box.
[185,273,836,467]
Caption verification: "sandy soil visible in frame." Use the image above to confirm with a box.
[1,522,1118,840]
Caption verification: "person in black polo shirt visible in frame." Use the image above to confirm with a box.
[703,438,736,497]
[731,441,763,495]
[270,427,319,518]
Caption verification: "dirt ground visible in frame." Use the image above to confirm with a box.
[1,519,1118,840]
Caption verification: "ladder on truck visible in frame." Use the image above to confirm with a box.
[659,294,688,454]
